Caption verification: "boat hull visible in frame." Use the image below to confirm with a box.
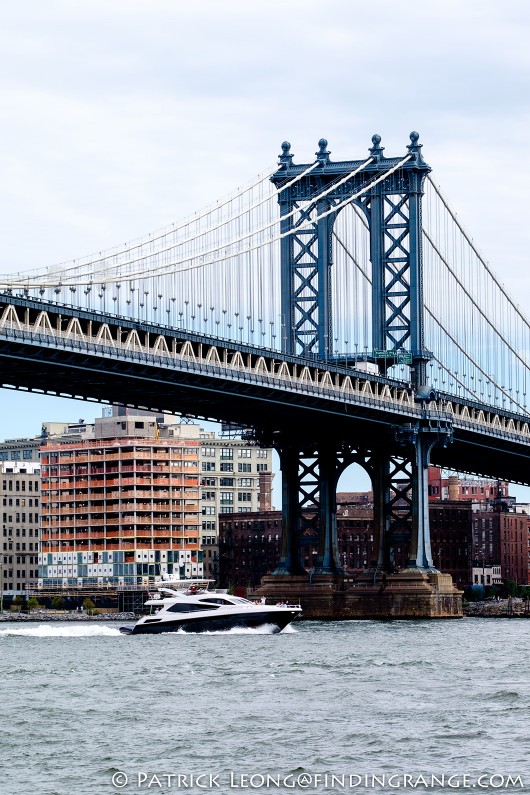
[120,609,300,635]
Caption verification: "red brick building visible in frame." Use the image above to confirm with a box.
[500,513,530,585]
[219,501,473,590]
[428,467,509,503]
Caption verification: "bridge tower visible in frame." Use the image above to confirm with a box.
[268,134,453,585]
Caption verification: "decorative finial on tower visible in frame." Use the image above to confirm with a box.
[407,131,424,164]
[369,134,384,162]
[278,141,294,168]
[315,138,330,165]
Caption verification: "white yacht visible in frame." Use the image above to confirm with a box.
[119,580,302,635]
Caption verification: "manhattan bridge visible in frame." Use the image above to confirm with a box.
[0,132,528,592]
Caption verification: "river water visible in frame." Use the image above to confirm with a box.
[1,619,529,795]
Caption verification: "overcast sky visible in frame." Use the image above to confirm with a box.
[1,0,529,493]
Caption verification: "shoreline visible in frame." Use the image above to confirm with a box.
[0,612,136,622]
[0,605,529,622]
[463,597,530,618]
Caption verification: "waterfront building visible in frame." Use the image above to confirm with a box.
[219,493,510,592]
[430,501,473,589]
[38,415,202,588]
[219,499,375,590]
[198,430,273,581]
[471,565,502,587]
[0,462,41,596]
[500,512,529,586]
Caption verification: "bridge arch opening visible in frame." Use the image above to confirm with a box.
[331,204,372,362]
[336,460,374,573]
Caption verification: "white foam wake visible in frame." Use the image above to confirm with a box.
[0,622,298,638]
[180,623,298,635]
[0,624,122,638]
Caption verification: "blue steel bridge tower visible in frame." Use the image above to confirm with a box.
[268,133,452,579]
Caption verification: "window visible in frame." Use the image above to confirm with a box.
[256,463,268,472]
[202,478,216,486]
[220,448,233,460]
[220,492,233,503]
[202,506,216,515]
[238,492,252,502]
[167,603,218,613]
[23,450,33,460]
[202,462,215,472]
[238,449,252,458]
[238,463,251,473]
[202,447,216,457]
[198,597,234,605]
[220,463,233,472]
[238,478,253,487]
[11,452,20,461]
[220,478,234,487]
[0,453,7,461]
[256,450,268,458]
[202,492,215,501]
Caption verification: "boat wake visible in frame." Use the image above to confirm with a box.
[177,623,298,635]
[0,624,122,638]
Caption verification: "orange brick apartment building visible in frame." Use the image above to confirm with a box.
[39,434,201,587]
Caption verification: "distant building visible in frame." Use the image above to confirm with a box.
[471,565,502,587]
[219,497,502,592]
[428,467,509,504]
[430,501,473,589]
[0,463,41,596]
[198,431,273,582]
[219,510,282,588]
[500,512,529,586]
[38,415,202,588]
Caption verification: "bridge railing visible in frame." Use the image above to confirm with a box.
[1,301,530,446]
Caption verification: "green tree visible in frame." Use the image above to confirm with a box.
[82,598,96,616]
[50,596,65,610]
[27,596,40,612]
[13,595,25,612]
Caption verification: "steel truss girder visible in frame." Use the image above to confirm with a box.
[272,437,373,575]
[270,415,453,578]
[271,135,431,391]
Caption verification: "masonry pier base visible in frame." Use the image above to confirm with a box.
[256,571,463,619]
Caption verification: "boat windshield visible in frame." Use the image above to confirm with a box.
[230,597,254,605]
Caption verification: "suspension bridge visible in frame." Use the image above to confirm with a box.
[1,132,528,615]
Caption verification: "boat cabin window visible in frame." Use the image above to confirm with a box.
[198,597,235,605]
[167,603,220,613]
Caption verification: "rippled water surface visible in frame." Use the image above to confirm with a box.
[1,619,529,794]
